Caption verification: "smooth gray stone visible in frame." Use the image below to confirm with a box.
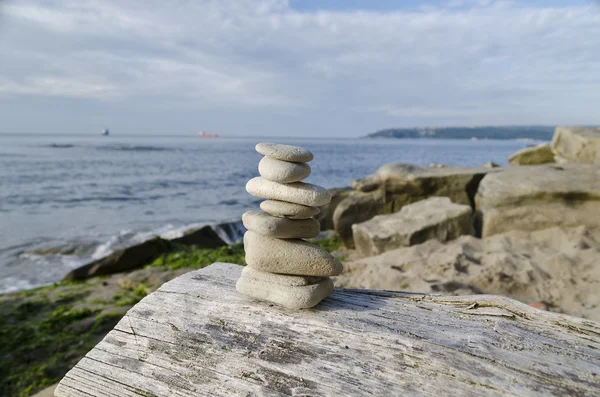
[236,267,333,309]
[244,230,343,276]
[256,142,314,162]
[242,210,320,239]
[239,265,323,286]
[258,156,311,183]
[246,177,331,207]
[260,199,320,219]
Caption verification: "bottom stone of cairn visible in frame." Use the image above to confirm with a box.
[236,266,333,309]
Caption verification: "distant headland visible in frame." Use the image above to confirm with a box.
[364,126,555,140]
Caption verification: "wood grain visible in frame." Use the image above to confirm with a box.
[56,263,600,396]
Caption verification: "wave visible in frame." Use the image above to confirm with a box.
[213,220,246,245]
[159,220,245,245]
[46,143,75,148]
[97,144,173,152]
[218,199,239,206]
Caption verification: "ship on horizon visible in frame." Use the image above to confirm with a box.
[102,128,109,136]
[198,131,218,138]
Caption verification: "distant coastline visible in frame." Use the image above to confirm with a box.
[364,126,555,140]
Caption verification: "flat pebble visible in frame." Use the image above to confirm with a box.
[260,200,320,219]
[239,266,322,286]
[244,230,343,276]
[256,142,314,163]
[246,177,331,207]
[243,210,320,239]
[236,267,333,309]
[258,156,311,183]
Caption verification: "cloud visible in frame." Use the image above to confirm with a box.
[0,0,599,134]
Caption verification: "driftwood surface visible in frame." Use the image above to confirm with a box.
[56,263,600,397]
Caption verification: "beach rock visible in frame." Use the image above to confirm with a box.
[334,226,600,321]
[508,143,555,165]
[168,225,227,247]
[255,142,314,163]
[333,189,386,247]
[551,126,600,164]
[476,163,600,237]
[315,187,351,230]
[352,197,474,257]
[258,156,311,183]
[260,199,319,219]
[351,164,496,206]
[236,266,333,309]
[483,162,501,168]
[335,163,498,247]
[242,210,320,239]
[246,177,332,207]
[62,237,169,281]
[243,231,343,276]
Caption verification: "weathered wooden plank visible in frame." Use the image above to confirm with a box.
[56,263,600,397]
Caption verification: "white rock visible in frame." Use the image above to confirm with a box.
[258,156,311,183]
[236,267,333,309]
[244,230,343,276]
[256,142,314,162]
[260,200,320,219]
[246,177,331,207]
[242,210,320,239]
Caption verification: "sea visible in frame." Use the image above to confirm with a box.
[0,134,534,293]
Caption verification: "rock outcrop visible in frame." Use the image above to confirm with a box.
[62,221,244,282]
[332,189,386,246]
[315,187,351,230]
[238,143,342,309]
[335,226,600,321]
[352,197,474,257]
[508,143,555,165]
[334,164,497,246]
[62,237,169,281]
[476,163,600,237]
[551,126,600,164]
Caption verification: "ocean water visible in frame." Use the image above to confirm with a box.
[0,134,532,293]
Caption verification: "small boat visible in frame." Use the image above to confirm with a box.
[102,128,110,136]
[198,131,217,138]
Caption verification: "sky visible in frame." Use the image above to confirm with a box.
[0,0,599,137]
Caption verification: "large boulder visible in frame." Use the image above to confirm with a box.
[334,164,497,246]
[315,187,351,230]
[62,237,169,281]
[332,189,386,246]
[352,197,474,257]
[476,163,600,237]
[551,126,600,164]
[334,226,600,321]
[508,143,555,165]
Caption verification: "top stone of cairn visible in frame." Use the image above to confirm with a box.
[256,142,314,163]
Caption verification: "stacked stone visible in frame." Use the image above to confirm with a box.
[236,143,343,309]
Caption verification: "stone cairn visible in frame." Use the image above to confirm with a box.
[236,143,343,309]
